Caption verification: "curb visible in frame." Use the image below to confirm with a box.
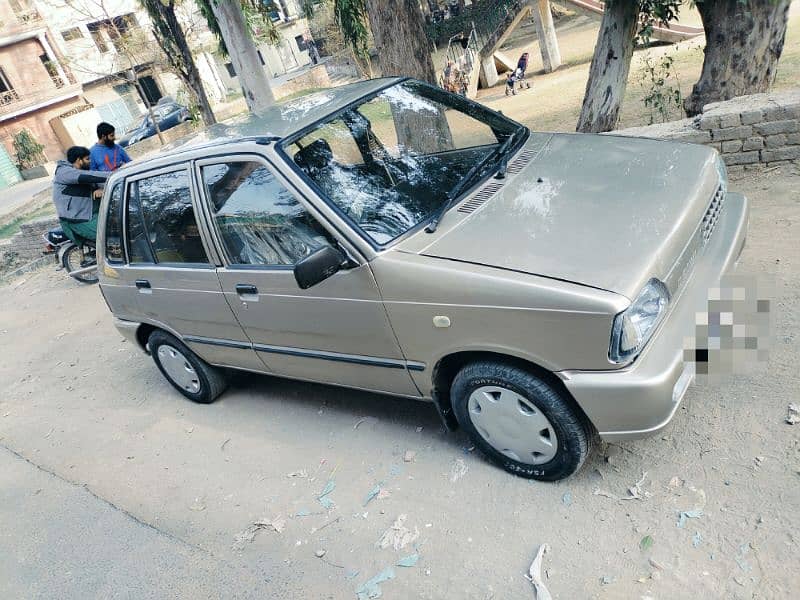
[0,254,57,284]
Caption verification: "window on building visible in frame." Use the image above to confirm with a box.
[294,35,307,51]
[0,67,18,105]
[224,62,236,78]
[86,23,108,53]
[61,27,83,42]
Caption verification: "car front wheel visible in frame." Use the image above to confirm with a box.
[148,330,227,404]
[451,361,593,481]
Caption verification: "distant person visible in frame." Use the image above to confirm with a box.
[505,70,517,96]
[90,122,131,172]
[52,146,109,242]
[516,52,532,89]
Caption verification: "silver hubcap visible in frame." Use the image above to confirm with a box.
[157,345,201,394]
[468,385,558,465]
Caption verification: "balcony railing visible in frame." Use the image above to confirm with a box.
[0,82,81,116]
[0,89,21,106]
[13,8,42,24]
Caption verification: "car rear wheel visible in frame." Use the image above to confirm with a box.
[148,330,227,404]
[451,361,593,481]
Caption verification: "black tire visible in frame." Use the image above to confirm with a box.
[61,244,98,284]
[148,330,227,404]
[451,361,594,481]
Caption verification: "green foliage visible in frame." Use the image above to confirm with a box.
[637,0,682,45]
[12,129,45,170]
[303,0,370,62]
[195,0,227,56]
[196,0,282,57]
[332,0,369,61]
[636,51,683,124]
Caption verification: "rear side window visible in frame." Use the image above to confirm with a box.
[126,182,154,264]
[127,170,209,265]
[105,183,123,263]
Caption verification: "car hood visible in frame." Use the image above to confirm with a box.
[408,132,721,300]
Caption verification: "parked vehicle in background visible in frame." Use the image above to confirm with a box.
[97,78,748,481]
[118,100,191,148]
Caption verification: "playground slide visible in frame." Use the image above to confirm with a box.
[563,0,704,43]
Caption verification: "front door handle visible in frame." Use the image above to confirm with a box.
[235,284,258,295]
[135,279,151,289]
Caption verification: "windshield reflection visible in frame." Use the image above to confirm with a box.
[283,80,523,245]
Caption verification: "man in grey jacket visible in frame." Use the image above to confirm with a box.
[52,146,110,242]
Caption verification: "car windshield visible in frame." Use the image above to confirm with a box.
[282,80,525,246]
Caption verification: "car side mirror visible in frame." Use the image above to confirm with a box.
[294,245,347,289]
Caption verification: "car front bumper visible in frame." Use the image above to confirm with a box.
[559,192,749,441]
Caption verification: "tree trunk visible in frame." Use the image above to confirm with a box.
[145,0,217,126]
[365,0,436,83]
[576,1,640,133]
[684,0,790,116]
[210,1,275,112]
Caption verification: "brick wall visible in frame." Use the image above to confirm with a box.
[611,89,800,171]
[1,216,60,267]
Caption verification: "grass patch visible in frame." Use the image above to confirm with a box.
[0,203,55,241]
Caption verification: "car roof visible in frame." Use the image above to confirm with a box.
[157,77,403,157]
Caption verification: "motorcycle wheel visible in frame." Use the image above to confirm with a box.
[62,244,99,284]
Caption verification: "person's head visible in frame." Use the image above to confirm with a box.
[97,122,116,147]
[66,146,91,170]
[523,52,529,59]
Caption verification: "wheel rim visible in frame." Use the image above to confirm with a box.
[64,246,98,283]
[468,385,558,465]
[157,345,201,393]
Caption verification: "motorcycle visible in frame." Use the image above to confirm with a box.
[43,227,98,284]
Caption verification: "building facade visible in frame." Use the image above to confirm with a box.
[0,0,317,178]
[0,0,83,176]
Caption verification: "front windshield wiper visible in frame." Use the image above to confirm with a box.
[425,128,521,233]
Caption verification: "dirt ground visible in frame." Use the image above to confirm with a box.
[1,163,799,598]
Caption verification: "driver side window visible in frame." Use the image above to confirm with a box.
[201,160,335,266]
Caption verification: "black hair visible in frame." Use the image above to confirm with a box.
[66,146,90,164]
[97,122,115,138]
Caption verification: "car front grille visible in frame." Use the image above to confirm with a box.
[702,184,725,244]
[664,183,726,297]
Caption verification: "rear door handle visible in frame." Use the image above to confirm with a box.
[235,284,258,295]
[135,279,151,289]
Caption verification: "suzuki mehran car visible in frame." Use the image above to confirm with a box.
[97,78,748,481]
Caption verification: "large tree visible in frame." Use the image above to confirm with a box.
[576,2,641,133]
[196,0,277,112]
[139,0,216,126]
[364,0,436,83]
[684,0,791,115]
[577,0,681,133]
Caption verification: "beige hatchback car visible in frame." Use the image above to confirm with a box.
[98,78,748,480]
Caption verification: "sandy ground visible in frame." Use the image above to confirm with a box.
[478,6,800,133]
[1,164,799,598]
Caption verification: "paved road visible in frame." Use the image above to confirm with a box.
[0,446,278,599]
[0,177,52,222]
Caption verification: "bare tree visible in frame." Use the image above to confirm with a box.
[44,0,168,142]
[139,0,216,125]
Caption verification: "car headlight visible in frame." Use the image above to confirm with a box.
[609,278,670,364]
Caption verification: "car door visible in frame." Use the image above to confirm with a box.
[121,164,265,373]
[195,155,420,397]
